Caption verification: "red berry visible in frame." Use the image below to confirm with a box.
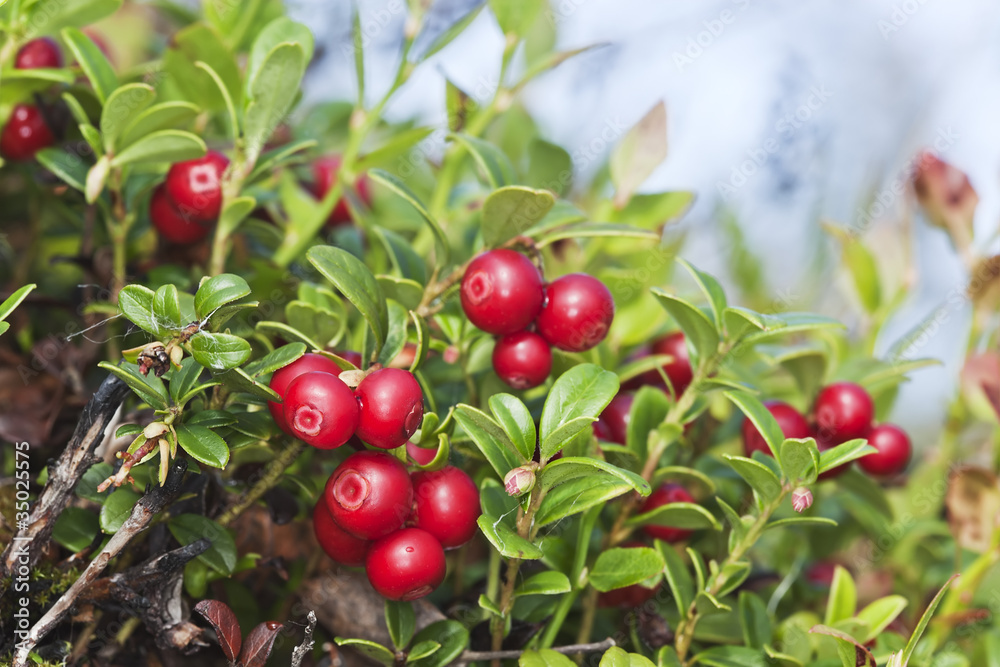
[15,38,63,69]
[335,350,364,369]
[640,484,695,543]
[411,466,481,549]
[150,185,212,244]
[268,353,344,433]
[313,498,370,566]
[313,155,372,225]
[641,332,693,394]
[597,541,657,608]
[164,151,229,222]
[283,371,360,449]
[536,274,614,352]
[742,401,811,457]
[355,368,424,449]
[325,451,414,539]
[460,250,545,335]
[805,561,838,588]
[814,382,873,445]
[0,104,55,161]
[858,424,911,476]
[593,392,634,445]
[492,331,552,389]
[365,527,446,601]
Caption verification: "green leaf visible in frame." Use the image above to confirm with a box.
[651,466,716,493]
[901,574,958,665]
[255,320,322,351]
[373,228,429,284]
[110,130,207,167]
[454,405,524,479]
[212,368,280,402]
[818,439,876,474]
[335,638,394,667]
[856,596,908,643]
[477,514,543,559]
[77,462,114,502]
[658,541,694,617]
[217,196,256,237]
[100,83,156,151]
[824,565,856,626]
[481,185,555,247]
[189,332,252,371]
[520,649,576,667]
[194,274,252,320]
[62,27,118,103]
[168,357,207,404]
[163,22,242,113]
[245,343,306,377]
[738,312,843,347]
[539,364,619,459]
[724,391,784,461]
[626,386,671,461]
[765,517,837,531]
[385,600,415,650]
[739,592,772,649]
[690,646,769,667]
[695,591,732,617]
[85,155,110,203]
[488,393,537,462]
[0,284,36,322]
[246,17,315,91]
[36,148,87,191]
[779,438,820,484]
[248,138,318,183]
[308,245,389,353]
[537,457,649,496]
[515,571,571,597]
[723,306,776,341]
[677,259,727,328]
[418,3,486,60]
[175,423,230,468]
[534,476,635,527]
[152,284,184,332]
[655,647,683,667]
[377,276,424,311]
[607,191,694,229]
[589,546,665,592]
[448,133,515,188]
[536,222,659,247]
[98,361,170,409]
[407,641,441,663]
[100,487,141,534]
[24,0,121,33]
[244,43,306,164]
[600,647,656,667]
[408,620,469,667]
[53,507,100,551]
[626,501,720,531]
[119,101,200,149]
[722,455,782,503]
[651,289,719,361]
[489,0,544,36]
[610,101,667,207]
[525,139,572,195]
[368,169,450,263]
[168,514,237,575]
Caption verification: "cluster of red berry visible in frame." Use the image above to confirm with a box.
[313,452,480,601]
[150,152,230,244]
[0,38,63,161]
[267,353,423,450]
[311,154,372,227]
[460,249,615,390]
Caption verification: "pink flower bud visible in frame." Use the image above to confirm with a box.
[792,487,813,513]
[504,466,536,497]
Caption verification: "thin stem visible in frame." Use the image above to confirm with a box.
[457,638,616,664]
[216,440,306,527]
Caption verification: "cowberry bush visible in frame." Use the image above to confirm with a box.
[1,1,998,666]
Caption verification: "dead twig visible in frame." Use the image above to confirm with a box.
[455,637,616,664]
[290,610,318,667]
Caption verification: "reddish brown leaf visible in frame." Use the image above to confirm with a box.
[911,151,978,252]
[944,466,1000,553]
[194,599,242,663]
[238,621,284,667]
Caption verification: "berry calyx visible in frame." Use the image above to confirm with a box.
[354,368,424,449]
[282,371,360,449]
[460,250,545,335]
[268,353,344,433]
[858,424,912,476]
[150,185,212,244]
[313,498,370,566]
[410,466,481,549]
[15,38,63,69]
[593,392,634,445]
[813,382,873,444]
[365,527,446,601]
[643,332,693,395]
[325,451,413,539]
[536,273,614,352]
[742,401,811,457]
[0,104,55,161]
[164,151,229,222]
[640,484,696,543]
[492,331,552,389]
[313,155,372,225]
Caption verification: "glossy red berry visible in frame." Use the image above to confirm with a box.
[0,104,55,161]
[742,401,811,457]
[268,353,344,433]
[642,332,693,394]
[150,185,212,244]
[492,331,552,389]
[164,151,229,222]
[858,424,911,476]
[814,382,873,445]
[411,466,481,549]
[460,250,545,335]
[597,542,657,608]
[640,484,695,543]
[325,451,413,539]
[536,274,614,352]
[355,368,424,449]
[283,371,360,449]
[313,155,372,225]
[313,498,370,566]
[15,38,63,69]
[593,392,634,445]
[365,527,446,601]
